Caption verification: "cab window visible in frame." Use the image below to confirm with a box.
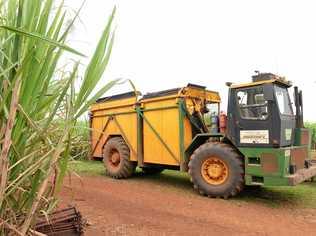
[275,86,293,115]
[237,87,268,120]
[203,103,219,127]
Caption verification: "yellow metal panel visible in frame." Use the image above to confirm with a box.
[91,114,138,161]
[140,95,179,104]
[141,98,178,110]
[91,97,137,112]
[115,114,138,161]
[143,107,180,166]
[183,117,192,149]
[91,118,118,158]
[91,116,105,157]
[93,105,135,117]
[90,95,138,161]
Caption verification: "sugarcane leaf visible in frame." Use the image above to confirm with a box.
[0,25,85,57]
[75,79,119,119]
[43,62,79,131]
[75,6,115,108]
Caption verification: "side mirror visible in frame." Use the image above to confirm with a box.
[263,84,274,101]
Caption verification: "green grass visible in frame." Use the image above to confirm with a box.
[235,183,316,208]
[69,160,105,176]
[70,160,316,209]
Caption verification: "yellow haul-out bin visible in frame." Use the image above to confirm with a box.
[90,84,221,172]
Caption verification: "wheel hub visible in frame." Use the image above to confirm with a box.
[208,163,223,178]
[109,150,121,167]
[201,157,228,185]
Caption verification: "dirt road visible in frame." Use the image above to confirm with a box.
[60,172,316,236]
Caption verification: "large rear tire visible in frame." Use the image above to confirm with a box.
[103,137,136,179]
[188,142,244,198]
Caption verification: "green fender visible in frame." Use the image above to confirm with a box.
[185,133,224,161]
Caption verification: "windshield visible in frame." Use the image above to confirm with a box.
[237,86,268,120]
[275,86,293,115]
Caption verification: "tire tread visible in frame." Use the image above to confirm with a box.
[103,137,136,179]
[188,142,244,198]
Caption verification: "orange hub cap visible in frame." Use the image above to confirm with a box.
[109,150,121,167]
[201,157,228,185]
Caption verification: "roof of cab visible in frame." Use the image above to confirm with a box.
[230,73,292,89]
[230,79,291,89]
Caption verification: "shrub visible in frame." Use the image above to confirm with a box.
[305,122,316,149]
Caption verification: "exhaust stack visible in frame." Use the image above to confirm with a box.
[294,86,304,128]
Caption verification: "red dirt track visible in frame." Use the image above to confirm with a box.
[60,173,316,236]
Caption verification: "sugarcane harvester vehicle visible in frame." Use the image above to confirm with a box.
[90,72,316,198]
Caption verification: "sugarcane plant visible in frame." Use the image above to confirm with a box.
[0,0,116,234]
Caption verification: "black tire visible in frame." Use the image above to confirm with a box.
[188,142,244,198]
[103,137,136,179]
[141,166,164,175]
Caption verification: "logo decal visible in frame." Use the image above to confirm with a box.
[240,130,269,144]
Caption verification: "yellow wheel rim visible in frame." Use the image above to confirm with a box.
[201,157,229,185]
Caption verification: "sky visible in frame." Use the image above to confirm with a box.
[64,0,316,121]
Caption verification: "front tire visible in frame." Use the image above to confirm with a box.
[103,137,136,179]
[188,142,244,198]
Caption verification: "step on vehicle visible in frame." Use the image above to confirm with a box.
[90,72,316,198]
